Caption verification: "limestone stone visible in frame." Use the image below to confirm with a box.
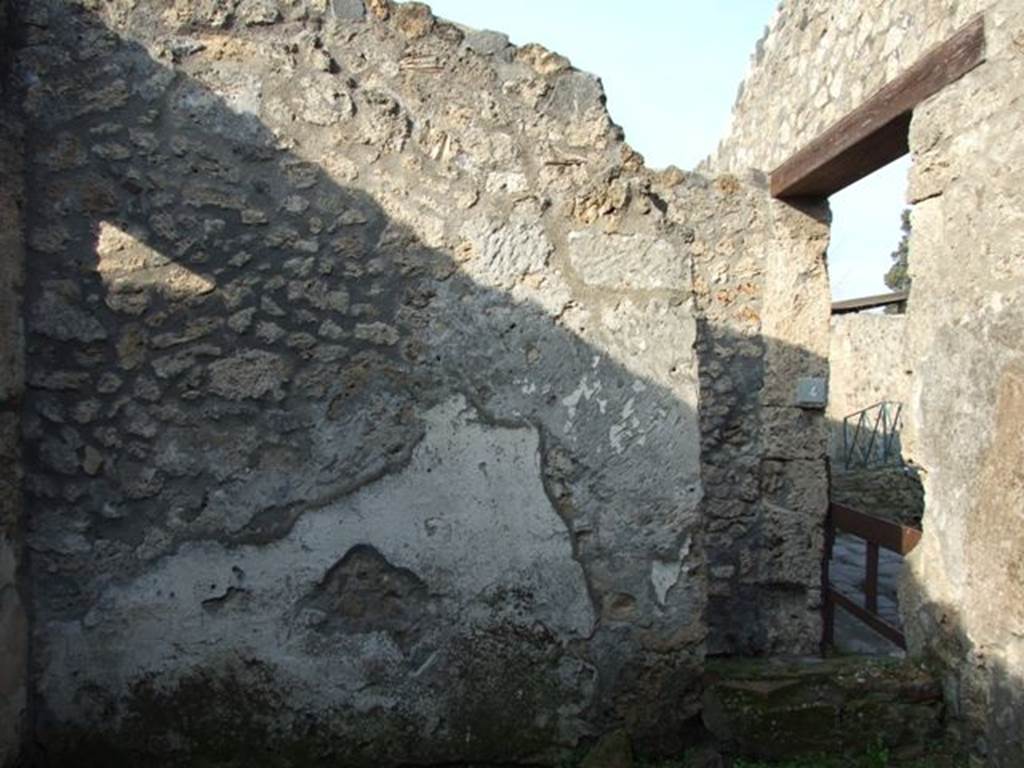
[207,350,291,400]
[366,0,388,20]
[330,0,365,20]
[228,308,256,333]
[457,217,552,291]
[394,2,433,39]
[255,322,285,344]
[517,43,571,76]
[237,0,280,25]
[462,29,510,57]
[29,282,107,343]
[151,344,221,379]
[567,231,688,291]
[82,446,104,476]
[116,325,148,371]
[352,322,399,346]
[28,370,89,391]
[299,74,355,126]
[96,373,123,394]
[96,222,215,303]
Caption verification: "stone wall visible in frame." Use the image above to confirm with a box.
[695,191,829,657]
[827,313,910,461]
[830,467,923,526]
[0,0,28,762]
[714,0,1023,763]
[828,313,909,426]
[707,0,989,176]
[5,0,830,762]
[899,4,1024,764]
[702,657,947,762]
[827,314,921,526]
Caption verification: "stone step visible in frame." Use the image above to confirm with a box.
[702,656,947,763]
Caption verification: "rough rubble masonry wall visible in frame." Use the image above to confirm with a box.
[0,0,29,762]
[708,0,988,175]
[5,0,826,762]
[695,191,829,657]
[714,1,1023,764]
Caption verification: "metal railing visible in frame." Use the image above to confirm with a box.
[840,401,904,470]
[822,502,922,650]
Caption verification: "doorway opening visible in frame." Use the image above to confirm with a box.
[767,15,985,656]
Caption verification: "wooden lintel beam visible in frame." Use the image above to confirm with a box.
[770,15,986,199]
[831,291,909,315]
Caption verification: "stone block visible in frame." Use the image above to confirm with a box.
[567,230,690,292]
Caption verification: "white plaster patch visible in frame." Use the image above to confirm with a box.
[561,376,602,431]
[650,536,692,606]
[38,397,595,724]
[608,397,642,454]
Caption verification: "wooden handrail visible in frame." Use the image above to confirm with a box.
[822,502,923,652]
[830,502,922,554]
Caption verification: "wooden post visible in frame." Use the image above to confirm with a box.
[822,507,836,652]
[865,541,880,615]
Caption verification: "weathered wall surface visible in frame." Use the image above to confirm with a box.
[695,191,830,657]
[715,0,1023,764]
[828,313,909,427]
[830,467,923,526]
[827,313,911,465]
[898,4,1024,765]
[7,0,822,762]
[0,0,28,762]
[708,0,989,176]
[827,315,920,525]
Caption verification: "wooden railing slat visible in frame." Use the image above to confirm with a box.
[828,587,908,650]
[823,502,923,652]
[830,502,921,555]
[865,541,880,614]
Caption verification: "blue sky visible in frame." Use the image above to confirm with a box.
[426,0,908,300]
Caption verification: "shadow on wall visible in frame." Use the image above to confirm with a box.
[827,435,924,528]
[900,594,1024,766]
[5,1,933,766]
[13,3,709,764]
[901,353,1024,766]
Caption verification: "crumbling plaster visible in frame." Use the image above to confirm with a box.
[1,0,833,763]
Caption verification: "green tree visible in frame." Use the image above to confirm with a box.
[884,208,912,292]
